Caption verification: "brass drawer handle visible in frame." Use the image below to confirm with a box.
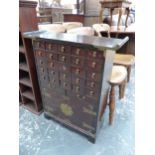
[48,44,52,50]
[61,56,66,62]
[38,51,42,56]
[91,73,96,79]
[75,78,80,84]
[90,91,94,96]
[76,48,80,55]
[75,58,80,65]
[75,69,80,74]
[40,60,43,65]
[61,46,65,52]
[91,62,96,68]
[64,82,67,87]
[51,71,55,75]
[41,68,44,72]
[49,53,53,59]
[90,82,95,88]
[50,62,54,67]
[52,79,55,83]
[92,51,97,57]
[63,74,67,78]
[76,86,80,92]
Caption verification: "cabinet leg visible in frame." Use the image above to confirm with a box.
[109,85,115,125]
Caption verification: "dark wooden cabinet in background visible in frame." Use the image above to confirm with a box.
[19,0,42,114]
[23,31,128,142]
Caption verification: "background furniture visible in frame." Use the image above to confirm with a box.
[99,0,132,29]
[19,0,42,114]
[23,30,128,143]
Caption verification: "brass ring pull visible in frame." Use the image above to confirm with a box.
[92,62,96,68]
[76,48,80,55]
[61,46,65,52]
[91,73,96,79]
[92,51,97,57]
[61,56,66,62]
[75,78,80,84]
[75,69,80,74]
[90,82,95,87]
[75,58,80,65]
[90,91,94,96]
[76,86,80,92]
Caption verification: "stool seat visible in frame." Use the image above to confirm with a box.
[62,22,83,31]
[114,54,135,66]
[109,65,127,84]
[38,24,66,33]
[67,27,95,36]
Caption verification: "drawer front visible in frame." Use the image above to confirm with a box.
[86,60,103,72]
[71,66,85,78]
[60,72,71,82]
[48,61,61,71]
[86,80,100,90]
[58,45,71,55]
[33,40,45,50]
[72,75,85,86]
[85,88,100,99]
[72,84,85,95]
[46,42,57,52]
[71,56,85,67]
[87,50,104,59]
[87,71,102,82]
[60,81,71,90]
[58,54,70,64]
[47,52,58,61]
[71,47,85,57]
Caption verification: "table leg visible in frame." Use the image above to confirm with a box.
[125,7,130,28]
[117,8,123,30]
[99,8,104,23]
[110,8,114,27]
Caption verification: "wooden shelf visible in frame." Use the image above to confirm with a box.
[19,46,25,54]
[19,62,29,72]
[19,77,32,87]
[22,90,34,101]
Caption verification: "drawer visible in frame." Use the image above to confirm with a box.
[72,76,85,86]
[48,77,59,89]
[58,45,71,55]
[48,61,61,71]
[71,56,85,67]
[72,84,85,95]
[35,50,46,58]
[33,40,45,49]
[86,80,100,90]
[87,71,102,82]
[71,66,85,78]
[47,52,58,61]
[85,88,100,99]
[60,81,71,90]
[46,42,57,52]
[86,60,103,72]
[71,47,85,57]
[87,50,105,59]
[60,72,71,82]
[49,70,59,80]
[39,74,49,87]
[58,54,70,64]
[59,63,71,73]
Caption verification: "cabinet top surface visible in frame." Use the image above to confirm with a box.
[23,30,128,50]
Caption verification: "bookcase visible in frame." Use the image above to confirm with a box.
[19,0,42,114]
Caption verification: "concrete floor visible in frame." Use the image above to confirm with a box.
[19,66,135,155]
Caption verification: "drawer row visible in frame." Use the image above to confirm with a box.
[35,51,104,72]
[34,43,105,60]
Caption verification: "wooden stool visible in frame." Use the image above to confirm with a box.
[109,65,127,125]
[114,54,134,82]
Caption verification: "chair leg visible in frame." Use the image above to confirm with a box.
[109,85,115,125]
[127,66,131,82]
[119,79,126,99]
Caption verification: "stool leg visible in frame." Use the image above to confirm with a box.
[119,79,126,99]
[109,85,115,125]
[127,66,131,82]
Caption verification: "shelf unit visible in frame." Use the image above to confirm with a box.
[19,0,42,114]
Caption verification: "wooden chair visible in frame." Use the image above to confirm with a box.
[92,23,135,82]
[108,65,127,124]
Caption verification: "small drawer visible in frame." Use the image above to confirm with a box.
[48,78,59,89]
[71,67,85,78]
[58,45,71,55]
[35,51,46,58]
[60,72,71,82]
[87,50,105,59]
[47,52,58,61]
[48,61,60,71]
[86,60,103,72]
[72,85,85,95]
[33,40,45,49]
[58,54,70,64]
[71,56,85,67]
[86,80,100,90]
[49,70,59,79]
[46,42,57,52]
[39,74,49,87]
[71,47,85,57]
[60,81,71,90]
[72,76,85,86]
[59,63,70,73]
[86,88,100,99]
[87,71,102,82]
